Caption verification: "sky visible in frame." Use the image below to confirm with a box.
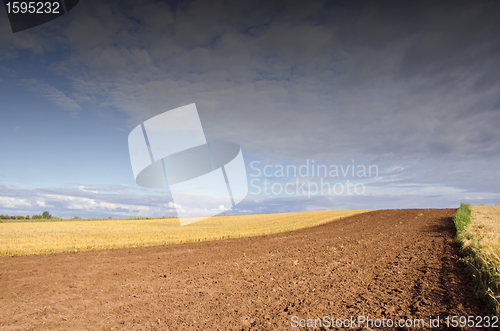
[0,0,499,218]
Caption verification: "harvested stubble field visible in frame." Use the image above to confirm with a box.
[0,209,493,330]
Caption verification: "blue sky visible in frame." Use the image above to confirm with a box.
[0,0,499,218]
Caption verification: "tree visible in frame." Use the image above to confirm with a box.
[42,211,52,219]
[25,215,30,219]
[17,215,25,220]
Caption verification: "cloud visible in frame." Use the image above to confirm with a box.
[1,0,499,212]
[36,200,47,207]
[18,79,81,116]
[2,1,500,160]
[79,186,99,194]
[218,205,230,212]
[44,193,159,216]
[167,201,182,209]
[0,197,31,208]
[30,0,496,162]
[0,184,177,218]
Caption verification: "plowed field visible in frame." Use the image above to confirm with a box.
[0,209,491,330]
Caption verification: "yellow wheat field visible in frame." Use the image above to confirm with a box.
[0,210,372,256]
[467,205,500,265]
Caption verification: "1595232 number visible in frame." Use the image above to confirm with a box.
[5,2,60,14]
[444,315,499,328]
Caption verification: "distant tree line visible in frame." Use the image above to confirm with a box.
[0,214,29,219]
[0,212,178,221]
[0,211,55,220]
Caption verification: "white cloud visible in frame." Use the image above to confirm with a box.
[218,204,230,212]
[43,194,169,217]
[167,201,182,209]
[0,184,182,218]
[79,186,99,194]
[36,200,47,207]
[0,197,31,208]
[388,166,405,173]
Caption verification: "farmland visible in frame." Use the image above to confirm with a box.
[468,205,500,267]
[0,208,493,330]
[455,205,500,314]
[0,210,369,256]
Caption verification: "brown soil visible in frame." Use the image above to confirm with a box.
[0,209,491,330]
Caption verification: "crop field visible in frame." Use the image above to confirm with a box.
[456,205,500,314]
[468,205,500,266]
[0,210,370,256]
[0,208,495,330]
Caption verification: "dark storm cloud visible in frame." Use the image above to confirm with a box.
[1,1,499,160]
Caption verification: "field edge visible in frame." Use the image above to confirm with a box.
[453,203,500,316]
